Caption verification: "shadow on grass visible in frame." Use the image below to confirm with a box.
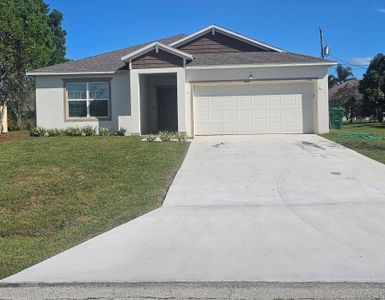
[342,122,385,129]
[344,142,385,151]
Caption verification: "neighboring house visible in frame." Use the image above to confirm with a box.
[28,25,336,135]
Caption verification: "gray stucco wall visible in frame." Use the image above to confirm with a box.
[35,72,130,130]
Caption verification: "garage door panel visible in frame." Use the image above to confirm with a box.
[210,123,225,135]
[268,110,281,120]
[238,122,254,133]
[268,122,282,133]
[224,123,238,134]
[238,110,253,120]
[254,96,267,107]
[209,98,222,110]
[195,123,210,134]
[282,109,298,119]
[196,98,209,110]
[209,111,223,121]
[223,110,237,121]
[195,111,209,121]
[283,94,297,104]
[269,96,282,106]
[255,122,268,133]
[237,96,253,108]
[254,109,267,120]
[223,97,237,108]
[194,83,312,135]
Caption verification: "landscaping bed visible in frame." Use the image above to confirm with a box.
[0,135,189,279]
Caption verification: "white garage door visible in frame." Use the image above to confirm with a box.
[193,82,314,135]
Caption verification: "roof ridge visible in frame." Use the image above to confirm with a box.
[30,33,187,73]
[77,34,187,61]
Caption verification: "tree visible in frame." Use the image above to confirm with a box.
[359,53,385,122]
[0,0,66,131]
[329,80,363,122]
[328,64,356,88]
[48,9,67,65]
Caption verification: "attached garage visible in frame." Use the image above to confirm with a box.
[193,81,315,135]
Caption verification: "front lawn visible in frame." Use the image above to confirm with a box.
[0,136,188,279]
[322,122,385,165]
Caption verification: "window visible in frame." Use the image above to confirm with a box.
[67,81,110,118]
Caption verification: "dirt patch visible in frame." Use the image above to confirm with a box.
[0,131,29,143]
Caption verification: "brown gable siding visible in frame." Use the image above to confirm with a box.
[177,32,268,54]
[131,49,184,69]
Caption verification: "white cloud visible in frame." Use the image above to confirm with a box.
[350,57,372,65]
[377,8,385,13]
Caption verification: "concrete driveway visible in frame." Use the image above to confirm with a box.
[3,135,385,283]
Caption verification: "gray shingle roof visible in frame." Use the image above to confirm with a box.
[188,52,334,66]
[30,34,334,74]
[30,34,187,73]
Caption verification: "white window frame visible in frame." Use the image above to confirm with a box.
[67,81,110,119]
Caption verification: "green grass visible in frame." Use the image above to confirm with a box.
[0,136,189,279]
[322,122,385,164]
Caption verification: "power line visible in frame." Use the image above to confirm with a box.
[318,27,369,71]
[327,54,368,69]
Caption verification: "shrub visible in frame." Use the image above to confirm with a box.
[146,134,157,142]
[176,133,187,143]
[159,131,174,142]
[114,127,126,136]
[65,127,82,136]
[47,128,64,137]
[30,127,47,137]
[81,126,96,136]
[99,127,110,136]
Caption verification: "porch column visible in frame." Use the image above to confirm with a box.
[176,69,186,134]
[129,70,141,134]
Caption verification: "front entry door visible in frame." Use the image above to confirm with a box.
[157,86,178,132]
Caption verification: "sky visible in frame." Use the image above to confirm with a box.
[45,0,385,78]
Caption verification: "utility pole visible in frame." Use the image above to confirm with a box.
[319,27,325,59]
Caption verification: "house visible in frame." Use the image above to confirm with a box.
[28,25,336,136]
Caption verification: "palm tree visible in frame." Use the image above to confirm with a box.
[328,64,356,88]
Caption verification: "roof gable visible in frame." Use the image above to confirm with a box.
[131,48,185,69]
[177,31,268,54]
[121,42,192,68]
[169,25,284,53]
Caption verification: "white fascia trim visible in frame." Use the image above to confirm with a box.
[121,42,193,62]
[186,62,337,70]
[169,24,285,53]
[26,71,117,76]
